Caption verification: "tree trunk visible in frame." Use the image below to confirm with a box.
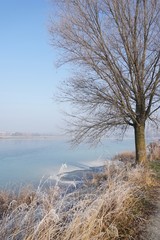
[134,123,147,164]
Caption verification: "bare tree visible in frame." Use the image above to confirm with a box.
[50,0,160,164]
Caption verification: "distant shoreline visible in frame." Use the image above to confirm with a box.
[0,135,57,140]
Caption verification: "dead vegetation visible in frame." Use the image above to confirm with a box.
[147,141,160,162]
[0,159,155,240]
[112,151,136,167]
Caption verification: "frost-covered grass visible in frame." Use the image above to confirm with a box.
[0,161,154,240]
[147,141,160,161]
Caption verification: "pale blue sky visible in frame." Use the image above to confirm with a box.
[0,0,67,134]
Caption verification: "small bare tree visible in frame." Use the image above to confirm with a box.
[50,0,160,164]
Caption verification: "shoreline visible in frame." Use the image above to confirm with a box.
[0,136,57,140]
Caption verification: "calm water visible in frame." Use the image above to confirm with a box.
[0,138,135,187]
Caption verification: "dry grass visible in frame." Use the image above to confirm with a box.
[147,141,160,161]
[112,151,135,166]
[0,161,155,240]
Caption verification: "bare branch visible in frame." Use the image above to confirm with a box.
[50,0,160,153]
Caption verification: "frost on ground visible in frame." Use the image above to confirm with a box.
[140,189,160,240]
[147,190,160,240]
[0,160,153,240]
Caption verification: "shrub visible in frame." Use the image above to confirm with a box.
[147,141,160,161]
[112,151,135,166]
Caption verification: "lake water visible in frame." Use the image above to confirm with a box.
[0,138,135,188]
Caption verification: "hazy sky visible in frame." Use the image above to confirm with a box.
[0,0,67,134]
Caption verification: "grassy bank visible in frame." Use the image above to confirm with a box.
[0,156,156,240]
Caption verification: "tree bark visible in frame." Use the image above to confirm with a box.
[51,0,160,159]
[134,123,147,164]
